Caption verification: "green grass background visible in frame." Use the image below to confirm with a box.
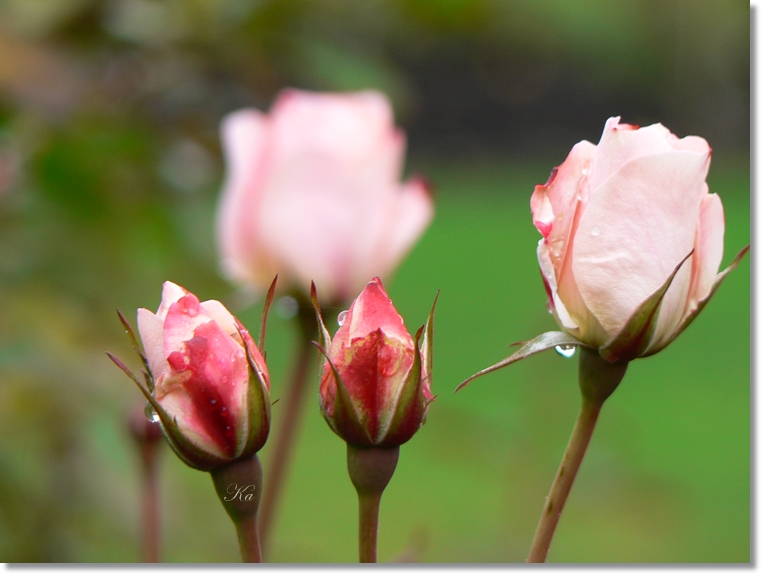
[1,154,746,562]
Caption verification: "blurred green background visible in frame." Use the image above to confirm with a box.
[0,0,749,563]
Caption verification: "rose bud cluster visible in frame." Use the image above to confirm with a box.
[312,277,436,448]
[216,89,434,305]
[110,281,272,471]
[530,116,746,362]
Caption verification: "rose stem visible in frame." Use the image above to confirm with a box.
[258,301,317,554]
[128,403,163,563]
[347,445,400,563]
[210,454,264,562]
[526,347,627,563]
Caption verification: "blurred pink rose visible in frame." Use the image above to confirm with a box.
[135,282,270,470]
[216,89,433,304]
[531,117,725,358]
[317,277,434,447]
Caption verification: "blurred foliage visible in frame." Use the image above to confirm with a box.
[0,0,750,563]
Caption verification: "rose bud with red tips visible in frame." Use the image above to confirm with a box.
[109,281,273,472]
[312,277,437,562]
[314,277,436,448]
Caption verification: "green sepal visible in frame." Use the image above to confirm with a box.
[455,331,591,393]
[377,326,425,446]
[420,290,439,392]
[258,275,277,357]
[237,325,272,458]
[159,414,231,471]
[642,244,750,357]
[310,281,332,351]
[116,309,153,390]
[312,341,372,446]
[600,250,693,362]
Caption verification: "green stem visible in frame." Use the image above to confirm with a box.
[346,444,399,563]
[526,347,627,563]
[258,302,317,554]
[358,492,383,563]
[210,454,264,563]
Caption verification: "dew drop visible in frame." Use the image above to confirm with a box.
[144,402,160,422]
[554,345,576,358]
[210,399,217,405]
[337,310,349,326]
[582,168,589,176]
[591,226,600,236]
[221,375,229,384]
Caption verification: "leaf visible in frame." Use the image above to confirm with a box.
[600,250,693,362]
[455,331,590,393]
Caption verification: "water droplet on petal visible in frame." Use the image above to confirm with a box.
[337,310,349,326]
[144,402,160,422]
[591,226,600,236]
[221,375,229,384]
[210,399,217,405]
[554,345,576,358]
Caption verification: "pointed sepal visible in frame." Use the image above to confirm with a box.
[259,275,277,355]
[455,331,590,393]
[378,326,426,447]
[116,310,153,389]
[600,250,693,362]
[310,281,332,351]
[642,244,750,357]
[237,324,272,458]
[420,290,439,392]
[313,341,373,446]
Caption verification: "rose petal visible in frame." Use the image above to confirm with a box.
[216,109,276,287]
[573,149,710,337]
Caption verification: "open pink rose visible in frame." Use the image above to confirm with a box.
[316,277,434,447]
[531,117,726,359]
[216,89,434,304]
[134,282,270,470]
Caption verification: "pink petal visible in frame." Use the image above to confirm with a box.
[690,192,725,305]
[270,89,395,161]
[199,299,239,340]
[216,109,277,287]
[572,149,710,338]
[367,176,434,286]
[589,118,677,191]
[137,308,169,383]
[160,320,249,458]
[156,281,187,320]
[346,278,413,347]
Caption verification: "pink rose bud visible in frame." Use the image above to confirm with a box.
[531,117,745,362]
[111,282,271,471]
[314,277,436,448]
[216,89,434,304]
